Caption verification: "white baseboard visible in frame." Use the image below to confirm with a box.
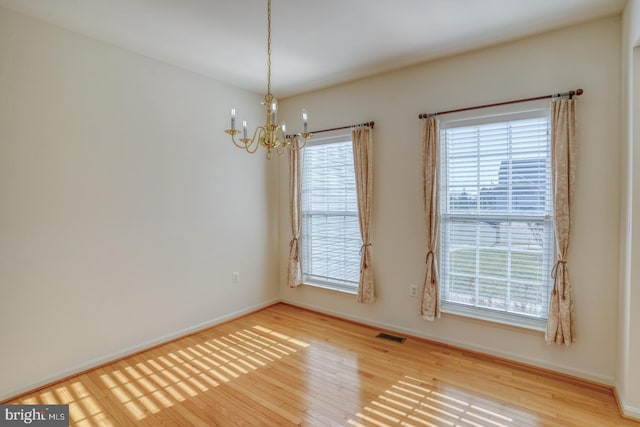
[282,299,615,386]
[1,298,280,402]
[615,387,640,420]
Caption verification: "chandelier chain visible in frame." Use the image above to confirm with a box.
[267,0,272,97]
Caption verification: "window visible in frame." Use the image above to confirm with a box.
[301,136,361,293]
[439,109,554,329]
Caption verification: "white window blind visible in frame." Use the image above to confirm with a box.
[302,137,361,293]
[440,109,554,329]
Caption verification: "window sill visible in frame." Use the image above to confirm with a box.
[441,302,547,332]
[302,281,358,296]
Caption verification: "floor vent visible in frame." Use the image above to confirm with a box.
[376,332,406,343]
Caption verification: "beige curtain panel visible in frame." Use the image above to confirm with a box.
[421,118,441,320]
[352,127,375,303]
[546,98,577,345]
[287,137,303,288]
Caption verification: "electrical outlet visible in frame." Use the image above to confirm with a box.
[409,284,418,297]
[232,272,240,284]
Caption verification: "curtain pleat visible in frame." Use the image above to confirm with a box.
[546,98,577,345]
[287,137,302,288]
[421,118,441,320]
[352,127,375,303]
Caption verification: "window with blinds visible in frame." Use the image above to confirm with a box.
[301,137,361,293]
[439,109,554,329]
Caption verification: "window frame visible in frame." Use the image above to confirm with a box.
[300,133,361,294]
[438,106,555,331]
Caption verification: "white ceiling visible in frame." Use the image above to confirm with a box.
[0,0,626,98]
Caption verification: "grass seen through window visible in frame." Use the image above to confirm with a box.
[447,244,546,317]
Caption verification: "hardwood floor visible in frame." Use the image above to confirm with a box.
[7,303,638,426]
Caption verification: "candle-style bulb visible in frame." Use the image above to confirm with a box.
[230,107,236,130]
[242,120,247,139]
[270,99,278,124]
[281,121,287,134]
[302,108,308,133]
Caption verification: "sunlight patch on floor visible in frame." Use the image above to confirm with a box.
[95,325,308,423]
[14,324,309,426]
[348,375,531,427]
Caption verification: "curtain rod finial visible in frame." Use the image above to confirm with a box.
[569,88,583,99]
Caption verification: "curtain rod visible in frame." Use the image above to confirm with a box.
[311,121,375,134]
[287,121,374,138]
[418,89,583,119]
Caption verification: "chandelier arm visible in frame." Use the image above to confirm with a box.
[230,125,262,151]
[231,133,249,149]
[288,134,311,151]
[245,127,264,154]
[280,127,288,142]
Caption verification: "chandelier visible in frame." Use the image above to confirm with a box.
[225,0,312,159]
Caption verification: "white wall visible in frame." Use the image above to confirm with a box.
[620,0,640,417]
[0,6,279,400]
[279,17,621,385]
